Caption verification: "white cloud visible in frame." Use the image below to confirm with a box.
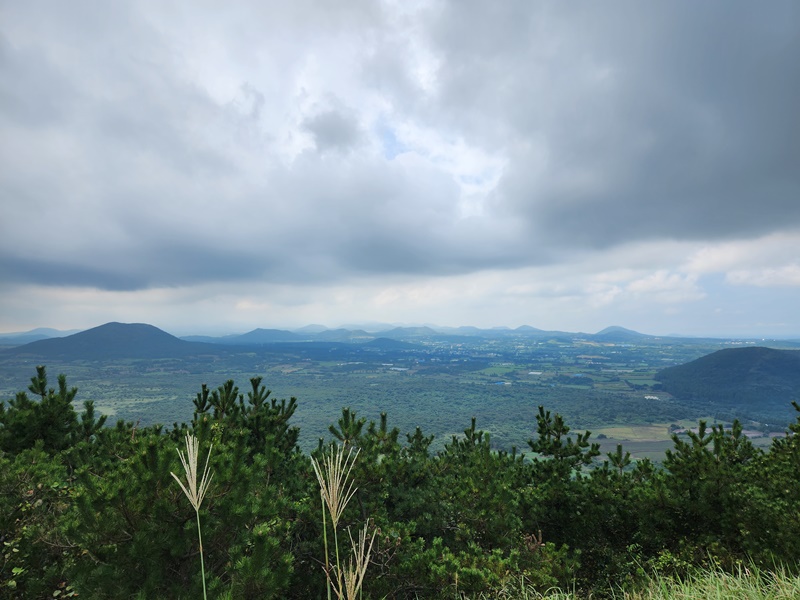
[625,271,705,303]
[727,266,800,287]
[682,232,800,293]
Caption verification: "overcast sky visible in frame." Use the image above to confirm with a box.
[1,1,799,337]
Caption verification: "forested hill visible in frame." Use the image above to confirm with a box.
[1,322,216,359]
[655,346,800,422]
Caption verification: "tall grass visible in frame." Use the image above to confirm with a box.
[311,444,376,600]
[618,564,800,600]
[331,522,377,600]
[468,564,800,599]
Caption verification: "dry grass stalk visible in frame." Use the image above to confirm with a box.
[331,523,377,600]
[311,445,359,529]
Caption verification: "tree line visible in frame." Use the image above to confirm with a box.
[1,366,799,598]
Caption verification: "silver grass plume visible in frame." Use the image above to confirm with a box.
[311,444,359,529]
[171,433,214,600]
[171,433,214,511]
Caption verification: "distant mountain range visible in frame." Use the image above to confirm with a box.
[4,322,800,426]
[3,321,799,361]
[0,321,662,354]
[180,323,661,344]
[655,346,800,423]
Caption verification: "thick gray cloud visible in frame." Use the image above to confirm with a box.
[0,1,798,335]
[302,105,362,153]
[419,2,800,247]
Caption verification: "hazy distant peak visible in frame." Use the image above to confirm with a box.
[234,329,302,343]
[595,326,644,336]
[81,322,180,339]
[378,326,439,338]
[5,321,200,359]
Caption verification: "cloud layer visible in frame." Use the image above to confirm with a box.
[1,1,799,336]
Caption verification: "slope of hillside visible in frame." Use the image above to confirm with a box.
[655,346,800,422]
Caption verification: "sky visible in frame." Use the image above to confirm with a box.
[1,1,799,338]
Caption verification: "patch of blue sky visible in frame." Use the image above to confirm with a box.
[457,173,494,187]
[376,121,407,160]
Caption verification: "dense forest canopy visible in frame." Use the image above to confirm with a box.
[1,366,799,598]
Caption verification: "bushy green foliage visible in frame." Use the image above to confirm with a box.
[1,367,799,599]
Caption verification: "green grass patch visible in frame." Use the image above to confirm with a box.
[625,378,659,386]
[468,564,800,599]
[594,424,672,441]
[478,365,520,376]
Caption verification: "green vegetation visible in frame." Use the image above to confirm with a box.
[1,366,799,598]
[4,322,798,458]
[469,565,800,599]
[621,565,800,600]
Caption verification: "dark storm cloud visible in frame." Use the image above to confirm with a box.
[0,244,274,291]
[422,1,800,248]
[0,257,149,291]
[1,0,798,296]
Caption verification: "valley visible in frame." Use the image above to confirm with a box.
[2,323,797,457]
